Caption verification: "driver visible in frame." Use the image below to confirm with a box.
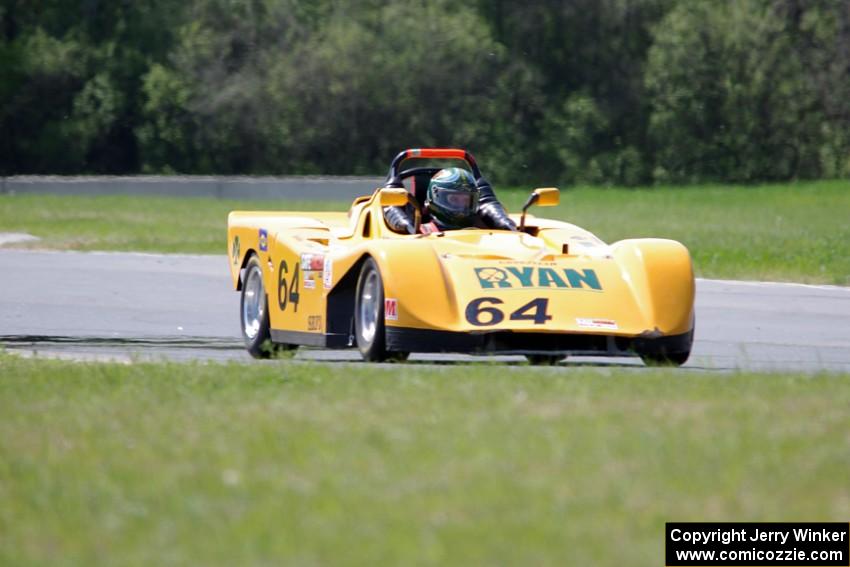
[384,167,517,234]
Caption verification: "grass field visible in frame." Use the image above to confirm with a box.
[0,194,341,255]
[1,180,848,283]
[1,353,848,566]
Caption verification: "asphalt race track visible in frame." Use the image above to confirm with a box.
[2,249,849,372]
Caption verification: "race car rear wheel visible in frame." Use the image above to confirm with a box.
[526,354,567,366]
[355,257,408,362]
[241,254,297,358]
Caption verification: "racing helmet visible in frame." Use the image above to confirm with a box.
[425,167,480,228]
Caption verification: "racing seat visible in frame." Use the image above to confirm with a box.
[407,172,433,208]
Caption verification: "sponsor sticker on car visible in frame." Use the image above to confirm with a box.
[576,318,618,330]
[474,266,603,291]
[300,253,325,272]
[384,298,399,321]
[231,236,240,265]
[323,256,333,289]
[258,228,268,251]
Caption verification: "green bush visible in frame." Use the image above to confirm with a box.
[2,0,848,184]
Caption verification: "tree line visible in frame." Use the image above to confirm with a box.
[2,0,849,185]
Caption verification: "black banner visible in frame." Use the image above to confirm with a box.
[666,523,849,566]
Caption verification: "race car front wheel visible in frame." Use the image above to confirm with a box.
[241,254,296,358]
[637,321,694,367]
[355,257,408,362]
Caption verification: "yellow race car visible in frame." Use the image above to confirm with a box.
[227,148,695,365]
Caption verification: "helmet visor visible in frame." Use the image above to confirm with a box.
[445,192,473,208]
[432,188,480,222]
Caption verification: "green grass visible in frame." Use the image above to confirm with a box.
[499,180,850,284]
[0,194,341,255]
[1,180,848,283]
[1,354,848,566]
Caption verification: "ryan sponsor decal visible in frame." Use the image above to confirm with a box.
[474,266,603,291]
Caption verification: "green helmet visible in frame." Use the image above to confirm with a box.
[425,167,480,228]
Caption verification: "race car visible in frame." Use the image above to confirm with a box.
[227,148,695,365]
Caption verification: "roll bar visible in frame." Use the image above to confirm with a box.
[385,148,482,187]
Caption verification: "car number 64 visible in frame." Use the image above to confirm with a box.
[465,297,552,327]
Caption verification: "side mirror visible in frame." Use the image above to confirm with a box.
[532,187,560,207]
[378,187,409,207]
[520,187,560,231]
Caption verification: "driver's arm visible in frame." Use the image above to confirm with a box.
[477,177,517,231]
[383,203,417,234]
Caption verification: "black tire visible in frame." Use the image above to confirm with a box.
[640,350,690,367]
[240,254,297,359]
[354,257,408,362]
[638,322,694,367]
[526,354,567,366]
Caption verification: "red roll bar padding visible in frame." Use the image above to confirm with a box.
[405,148,467,160]
[387,148,482,185]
